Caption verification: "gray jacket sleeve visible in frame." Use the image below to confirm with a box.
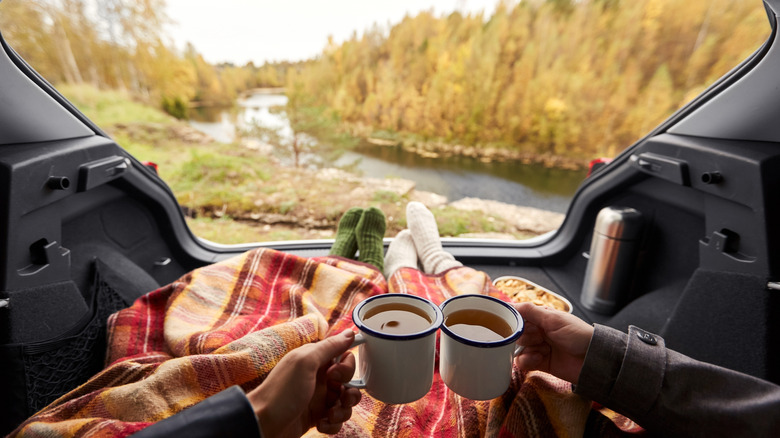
[575,324,780,437]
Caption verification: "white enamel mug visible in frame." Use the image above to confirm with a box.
[439,294,524,400]
[348,294,443,404]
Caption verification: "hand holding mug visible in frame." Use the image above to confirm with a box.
[248,330,361,437]
[512,302,594,384]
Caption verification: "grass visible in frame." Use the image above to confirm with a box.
[186,217,334,244]
[186,217,267,244]
[59,84,173,126]
[426,206,509,237]
[169,147,272,213]
[372,190,402,204]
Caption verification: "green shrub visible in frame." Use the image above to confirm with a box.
[161,96,189,119]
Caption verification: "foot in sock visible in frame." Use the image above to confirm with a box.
[329,207,363,259]
[384,229,418,278]
[406,202,462,274]
[356,207,386,272]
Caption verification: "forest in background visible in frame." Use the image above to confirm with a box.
[0,0,770,161]
[289,0,769,160]
[0,0,291,117]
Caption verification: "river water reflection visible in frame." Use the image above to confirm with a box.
[189,93,587,214]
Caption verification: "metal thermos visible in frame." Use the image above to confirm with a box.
[580,206,644,315]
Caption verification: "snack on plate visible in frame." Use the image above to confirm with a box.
[493,276,571,313]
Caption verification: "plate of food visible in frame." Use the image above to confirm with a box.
[492,276,573,313]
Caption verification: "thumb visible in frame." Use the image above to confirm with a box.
[310,330,356,365]
[515,302,546,325]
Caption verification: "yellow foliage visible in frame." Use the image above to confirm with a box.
[0,1,295,116]
[543,98,567,121]
[5,0,767,160]
[286,0,769,160]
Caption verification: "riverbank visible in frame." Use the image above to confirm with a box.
[184,133,565,242]
[60,84,566,243]
[314,107,590,171]
[116,120,565,243]
[359,132,588,171]
[219,88,590,172]
[184,90,583,213]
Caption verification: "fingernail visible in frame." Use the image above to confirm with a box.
[342,329,355,338]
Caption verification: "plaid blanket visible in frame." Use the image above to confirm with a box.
[10,248,641,437]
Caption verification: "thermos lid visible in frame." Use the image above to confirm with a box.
[594,206,644,240]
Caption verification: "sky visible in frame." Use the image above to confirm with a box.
[165,0,499,66]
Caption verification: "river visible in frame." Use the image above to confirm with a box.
[188,92,587,214]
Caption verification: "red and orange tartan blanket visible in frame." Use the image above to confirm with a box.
[11,248,642,437]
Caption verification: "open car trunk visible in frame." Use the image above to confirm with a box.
[1,0,780,434]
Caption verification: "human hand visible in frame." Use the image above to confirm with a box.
[247,330,362,438]
[513,303,594,384]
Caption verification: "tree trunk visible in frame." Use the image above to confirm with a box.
[293,134,301,168]
[53,14,83,84]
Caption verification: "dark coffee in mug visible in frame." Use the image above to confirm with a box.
[444,308,513,342]
[364,302,433,335]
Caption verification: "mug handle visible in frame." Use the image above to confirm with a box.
[513,345,525,356]
[341,333,367,389]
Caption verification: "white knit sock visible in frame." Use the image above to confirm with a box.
[406,202,462,274]
[383,229,418,278]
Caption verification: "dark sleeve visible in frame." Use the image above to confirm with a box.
[575,324,780,437]
[130,385,262,438]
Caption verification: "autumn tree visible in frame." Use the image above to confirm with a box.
[287,0,769,162]
[246,73,356,169]
[0,0,293,118]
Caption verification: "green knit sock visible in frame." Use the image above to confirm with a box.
[329,207,363,258]
[356,207,386,272]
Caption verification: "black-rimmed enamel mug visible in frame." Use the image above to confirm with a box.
[347,294,443,404]
[439,294,524,400]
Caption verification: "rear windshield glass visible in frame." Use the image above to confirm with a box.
[0,0,770,244]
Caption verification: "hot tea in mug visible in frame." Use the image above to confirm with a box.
[439,294,524,400]
[443,308,513,342]
[363,302,433,335]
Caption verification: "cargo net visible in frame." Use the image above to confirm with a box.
[22,273,129,413]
